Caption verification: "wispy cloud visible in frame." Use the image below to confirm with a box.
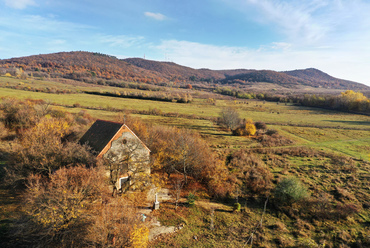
[98,35,145,48]
[5,0,35,9]
[154,39,370,84]
[230,0,370,46]
[243,0,330,43]
[144,12,167,21]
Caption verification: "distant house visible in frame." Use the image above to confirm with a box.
[79,119,150,192]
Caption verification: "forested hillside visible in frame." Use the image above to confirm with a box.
[0,51,368,91]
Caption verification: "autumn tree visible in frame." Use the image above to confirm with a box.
[233,119,256,136]
[5,117,95,187]
[1,98,38,135]
[201,156,236,198]
[171,177,185,210]
[245,119,257,136]
[86,197,143,247]
[130,224,149,248]
[148,127,210,184]
[218,107,241,130]
[338,90,369,111]
[12,166,106,247]
[0,98,55,135]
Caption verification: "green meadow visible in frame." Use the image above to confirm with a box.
[1,77,369,160]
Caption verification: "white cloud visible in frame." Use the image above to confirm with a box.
[144,12,166,21]
[98,35,145,48]
[154,39,370,85]
[5,0,35,9]
[229,0,370,46]
[48,39,66,45]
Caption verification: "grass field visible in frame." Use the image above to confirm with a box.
[1,77,369,161]
[0,76,370,247]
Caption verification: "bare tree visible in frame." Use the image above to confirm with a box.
[218,107,241,130]
[171,178,184,210]
[164,129,209,184]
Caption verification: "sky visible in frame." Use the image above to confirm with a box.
[1,0,370,86]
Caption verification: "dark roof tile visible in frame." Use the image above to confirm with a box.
[79,120,123,154]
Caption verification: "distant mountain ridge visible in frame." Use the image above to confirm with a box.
[0,51,368,90]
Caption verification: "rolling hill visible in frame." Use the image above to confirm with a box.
[0,51,368,91]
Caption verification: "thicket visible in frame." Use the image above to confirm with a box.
[85,90,192,103]
[227,150,273,197]
[214,87,265,100]
[0,98,150,247]
[217,108,258,136]
[217,109,291,146]
[215,87,370,115]
[118,114,233,198]
[293,90,370,113]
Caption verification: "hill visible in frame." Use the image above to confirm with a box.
[123,58,225,81]
[0,51,165,83]
[282,68,366,90]
[0,51,369,91]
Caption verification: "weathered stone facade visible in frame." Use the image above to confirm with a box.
[79,120,151,192]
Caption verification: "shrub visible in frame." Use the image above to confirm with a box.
[5,119,96,187]
[232,119,256,136]
[336,203,360,218]
[266,129,278,136]
[12,166,106,247]
[186,193,197,207]
[244,119,256,136]
[229,151,273,196]
[274,177,309,206]
[233,203,241,212]
[254,121,267,130]
[255,134,294,147]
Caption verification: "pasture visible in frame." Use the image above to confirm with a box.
[0,76,369,161]
[0,75,370,247]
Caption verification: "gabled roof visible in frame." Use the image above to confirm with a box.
[79,120,124,155]
[79,119,150,156]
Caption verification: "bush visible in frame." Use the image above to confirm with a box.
[186,193,197,207]
[233,203,241,212]
[232,119,256,136]
[274,177,309,206]
[12,166,107,247]
[5,118,96,187]
[255,134,294,147]
[228,151,273,196]
[244,119,256,136]
[254,121,267,130]
[266,129,278,136]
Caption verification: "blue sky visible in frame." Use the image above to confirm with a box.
[1,0,370,86]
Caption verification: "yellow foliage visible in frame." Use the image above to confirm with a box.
[32,117,70,138]
[245,119,256,136]
[130,225,149,248]
[4,72,12,77]
[341,90,368,102]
